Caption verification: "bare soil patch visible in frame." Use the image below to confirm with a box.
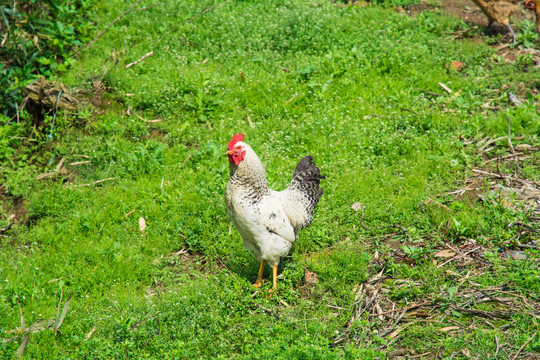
[405,0,540,65]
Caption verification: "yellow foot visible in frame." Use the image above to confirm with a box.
[253,260,266,288]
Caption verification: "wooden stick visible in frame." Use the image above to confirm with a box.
[439,82,453,94]
[472,169,514,179]
[55,157,66,173]
[125,51,154,69]
[69,161,91,166]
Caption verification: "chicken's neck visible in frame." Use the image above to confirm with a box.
[229,154,268,197]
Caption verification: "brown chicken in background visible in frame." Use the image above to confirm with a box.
[525,0,540,34]
[471,0,520,42]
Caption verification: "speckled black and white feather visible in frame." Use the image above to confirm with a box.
[225,142,324,268]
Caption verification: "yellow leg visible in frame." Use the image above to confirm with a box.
[272,266,278,290]
[253,260,266,288]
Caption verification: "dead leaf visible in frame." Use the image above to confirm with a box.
[55,297,71,334]
[247,115,254,128]
[29,319,56,333]
[85,326,96,340]
[461,348,471,358]
[0,214,16,232]
[445,269,461,277]
[508,92,523,107]
[139,217,146,233]
[515,144,532,151]
[434,249,455,258]
[279,300,290,308]
[387,326,404,339]
[172,248,188,257]
[351,202,363,212]
[439,326,460,332]
[304,269,319,285]
[15,332,30,358]
[449,61,464,71]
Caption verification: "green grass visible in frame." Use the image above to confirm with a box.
[1,0,540,358]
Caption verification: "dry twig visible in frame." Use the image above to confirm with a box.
[74,0,159,55]
[507,115,520,174]
[71,177,115,187]
[511,331,537,360]
[125,51,154,69]
[437,246,481,268]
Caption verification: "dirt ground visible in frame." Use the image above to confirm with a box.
[405,0,540,63]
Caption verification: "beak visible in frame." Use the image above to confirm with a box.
[226,150,234,156]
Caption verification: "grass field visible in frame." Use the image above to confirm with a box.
[1,0,540,358]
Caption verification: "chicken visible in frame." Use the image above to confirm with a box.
[526,0,540,34]
[225,133,325,290]
[471,0,520,42]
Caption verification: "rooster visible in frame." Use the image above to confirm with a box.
[470,0,520,42]
[225,133,324,290]
[526,0,540,34]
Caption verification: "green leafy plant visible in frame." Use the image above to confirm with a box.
[0,1,94,116]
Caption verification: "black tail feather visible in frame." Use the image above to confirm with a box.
[290,156,325,206]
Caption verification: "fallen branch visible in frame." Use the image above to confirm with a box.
[69,160,91,166]
[483,153,528,164]
[400,108,419,115]
[439,82,453,94]
[450,305,511,319]
[472,169,514,180]
[360,213,370,230]
[125,51,154,69]
[35,157,68,180]
[55,157,66,173]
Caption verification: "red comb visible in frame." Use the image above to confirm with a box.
[228,133,245,150]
